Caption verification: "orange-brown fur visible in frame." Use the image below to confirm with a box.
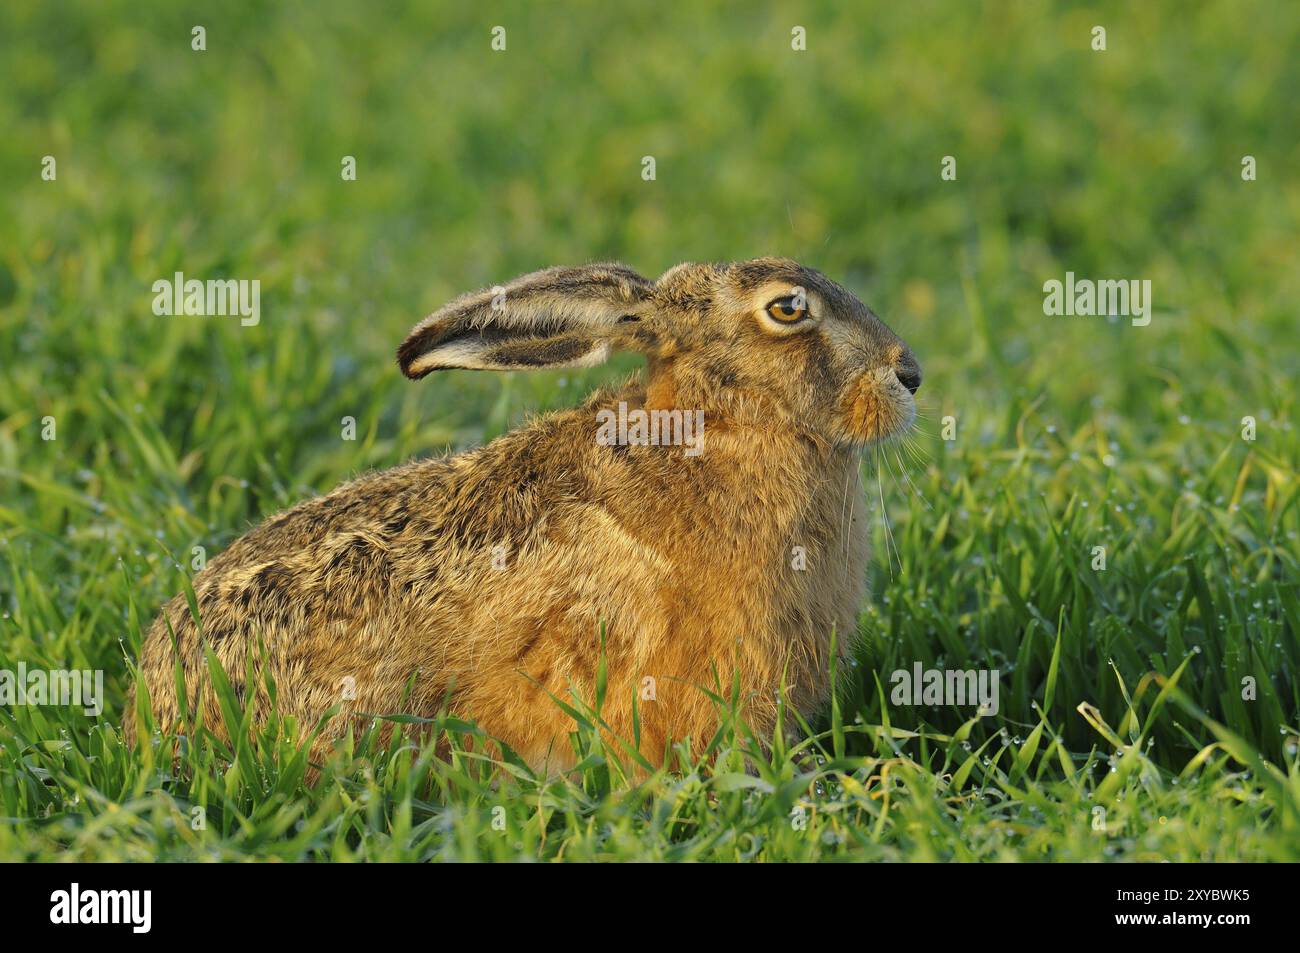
[126,258,921,773]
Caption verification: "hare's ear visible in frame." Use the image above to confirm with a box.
[398,263,654,378]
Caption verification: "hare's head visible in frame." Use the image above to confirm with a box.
[399,258,921,445]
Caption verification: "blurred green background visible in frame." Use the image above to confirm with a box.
[0,1,1297,860]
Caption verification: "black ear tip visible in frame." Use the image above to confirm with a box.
[399,362,430,380]
[396,338,428,379]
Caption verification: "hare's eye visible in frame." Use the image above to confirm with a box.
[766,296,808,323]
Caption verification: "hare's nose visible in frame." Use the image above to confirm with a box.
[894,357,922,395]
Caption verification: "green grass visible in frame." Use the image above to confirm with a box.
[1,0,1298,861]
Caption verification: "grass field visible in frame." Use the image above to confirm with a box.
[1,0,1298,861]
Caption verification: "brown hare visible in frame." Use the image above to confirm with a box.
[126,258,921,773]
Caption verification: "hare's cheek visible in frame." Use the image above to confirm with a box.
[838,370,911,443]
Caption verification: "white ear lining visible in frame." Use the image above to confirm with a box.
[563,341,613,368]
[406,337,611,374]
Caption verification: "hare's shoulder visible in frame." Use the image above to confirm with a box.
[203,404,598,579]
[204,456,455,575]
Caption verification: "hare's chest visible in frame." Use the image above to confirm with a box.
[794,466,870,591]
[693,472,870,643]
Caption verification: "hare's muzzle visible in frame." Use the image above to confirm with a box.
[838,345,921,443]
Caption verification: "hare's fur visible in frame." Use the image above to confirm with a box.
[127,259,920,772]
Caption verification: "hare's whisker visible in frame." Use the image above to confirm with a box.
[873,444,901,578]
